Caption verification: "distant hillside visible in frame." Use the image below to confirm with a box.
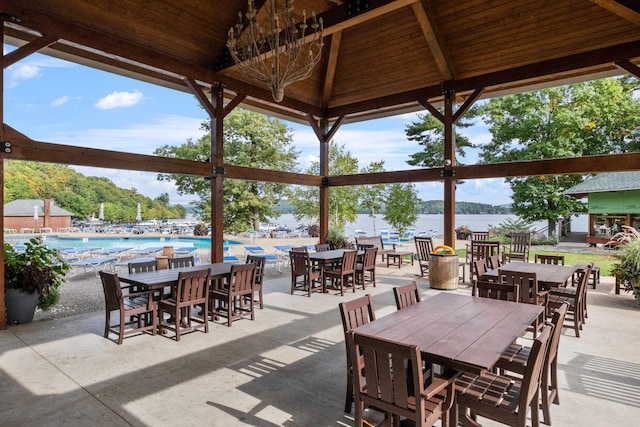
[274,199,510,215]
[4,160,186,222]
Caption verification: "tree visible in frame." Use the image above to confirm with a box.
[288,141,361,234]
[478,77,640,234]
[383,183,419,236]
[358,161,386,235]
[155,109,299,233]
[405,112,475,167]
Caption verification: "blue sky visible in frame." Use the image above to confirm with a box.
[3,45,512,206]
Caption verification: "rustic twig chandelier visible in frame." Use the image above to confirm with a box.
[227,0,323,103]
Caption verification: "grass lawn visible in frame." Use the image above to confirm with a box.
[456,248,620,276]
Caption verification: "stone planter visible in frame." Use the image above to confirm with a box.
[5,288,39,324]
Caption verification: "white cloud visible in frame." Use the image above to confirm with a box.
[51,96,69,107]
[95,90,144,109]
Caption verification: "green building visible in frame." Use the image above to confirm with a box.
[565,172,640,245]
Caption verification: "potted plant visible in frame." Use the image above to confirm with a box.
[612,236,640,304]
[4,237,71,324]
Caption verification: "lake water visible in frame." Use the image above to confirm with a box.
[270,213,588,237]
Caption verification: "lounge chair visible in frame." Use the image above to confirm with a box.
[71,257,118,277]
[92,247,133,262]
[243,246,280,269]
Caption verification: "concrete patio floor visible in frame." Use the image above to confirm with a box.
[1,260,639,426]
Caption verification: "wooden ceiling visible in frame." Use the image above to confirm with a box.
[3,0,640,125]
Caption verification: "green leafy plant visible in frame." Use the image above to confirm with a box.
[4,237,71,310]
[612,237,640,296]
[326,227,348,249]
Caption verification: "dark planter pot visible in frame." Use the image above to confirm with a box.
[5,288,39,324]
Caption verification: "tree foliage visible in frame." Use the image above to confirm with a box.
[155,109,299,233]
[383,183,419,236]
[477,77,640,234]
[405,112,475,167]
[288,141,361,233]
[358,161,386,234]
[4,161,185,222]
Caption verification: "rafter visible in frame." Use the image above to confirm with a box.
[615,60,640,78]
[322,31,342,107]
[590,0,640,26]
[412,1,453,80]
[3,34,58,68]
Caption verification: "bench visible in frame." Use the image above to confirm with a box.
[355,236,396,262]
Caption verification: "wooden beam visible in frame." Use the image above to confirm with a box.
[3,34,58,68]
[184,78,216,118]
[419,99,444,122]
[0,124,318,186]
[322,31,342,107]
[1,24,5,330]
[615,60,640,78]
[328,168,443,186]
[590,0,640,26]
[453,88,483,124]
[412,1,454,80]
[223,93,247,117]
[328,40,640,119]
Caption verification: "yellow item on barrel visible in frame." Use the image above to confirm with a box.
[432,245,455,255]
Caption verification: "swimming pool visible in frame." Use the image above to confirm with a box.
[6,235,241,251]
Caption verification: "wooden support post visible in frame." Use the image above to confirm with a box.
[443,90,456,248]
[1,25,6,329]
[319,119,329,244]
[210,83,225,263]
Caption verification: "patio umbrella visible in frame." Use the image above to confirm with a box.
[99,203,104,221]
[136,203,142,222]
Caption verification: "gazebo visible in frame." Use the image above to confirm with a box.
[1,0,639,328]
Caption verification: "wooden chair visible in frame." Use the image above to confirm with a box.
[338,294,376,413]
[414,236,434,277]
[355,235,396,262]
[355,247,377,289]
[476,279,519,302]
[99,271,157,345]
[495,303,569,426]
[393,281,421,310]
[324,250,357,296]
[455,325,552,427]
[471,231,489,240]
[488,254,502,269]
[535,254,565,265]
[472,258,489,296]
[291,246,308,252]
[289,250,322,297]
[210,263,256,327]
[245,254,265,309]
[158,268,211,340]
[548,264,592,337]
[128,259,159,273]
[500,269,547,337]
[502,232,531,263]
[468,240,500,283]
[168,255,195,269]
[349,331,459,426]
[315,243,331,251]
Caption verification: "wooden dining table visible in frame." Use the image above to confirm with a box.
[118,262,234,291]
[354,292,543,374]
[482,262,578,289]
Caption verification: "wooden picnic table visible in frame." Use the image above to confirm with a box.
[354,292,543,374]
[482,262,578,289]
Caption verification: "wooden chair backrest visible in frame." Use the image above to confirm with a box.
[414,236,433,262]
[393,281,421,310]
[547,303,569,367]
[175,268,211,303]
[362,247,377,270]
[315,244,331,252]
[355,235,386,251]
[500,269,539,305]
[339,295,376,371]
[349,331,425,423]
[471,231,489,240]
[535,254,565,265]
[289,250,311,275]
[340,250,358,274]
[520,325,553,411]
[291,246,308,252]
[100,271,123,312]
[488,254,501,269]
[508,232,531,254]
[470,240,500,262]
[473,258,488,279]
[168,255,195,269]
[574,263,593,306]
[229,263,255,295]
[128,259,159,274]
[476,279,519,302]
[246,254,265,285]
